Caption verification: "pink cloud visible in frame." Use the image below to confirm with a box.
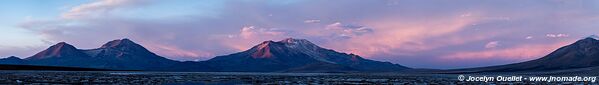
[219,26,292,51]
[320,15,484,57]
[62,0,147,19]
[143,42,213,61]
[440,41,571,61]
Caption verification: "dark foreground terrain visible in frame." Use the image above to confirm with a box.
[0,65,115,71]
[0,71,596,85]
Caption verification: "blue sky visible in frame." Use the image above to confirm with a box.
[1,0,103,45]
[1,0,599,69]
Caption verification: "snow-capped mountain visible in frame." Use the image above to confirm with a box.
[206,38,409,72]
[587,35,599,40]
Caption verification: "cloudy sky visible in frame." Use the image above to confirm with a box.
[1,0,599,69]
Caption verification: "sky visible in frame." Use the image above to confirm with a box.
[1,0,599,69]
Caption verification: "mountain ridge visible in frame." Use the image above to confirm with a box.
[25,42,90,60]
[1,38,408,72]
[4,36,599,73]
[13,39,209,71]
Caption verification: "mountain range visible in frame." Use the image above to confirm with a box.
[0,39,214,71]
[3,35,599,73]
[0,38,408,72]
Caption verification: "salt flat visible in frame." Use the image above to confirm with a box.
[0,71,596,84]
